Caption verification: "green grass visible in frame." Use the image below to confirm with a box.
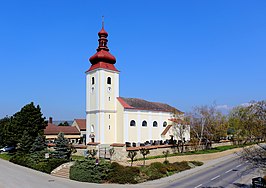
[136,144,243,161]
[71,155,86,161]
[0,153,12,161]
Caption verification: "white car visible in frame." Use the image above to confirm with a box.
[0,146,15,153]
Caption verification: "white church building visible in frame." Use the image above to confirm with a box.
[86,25,190,145]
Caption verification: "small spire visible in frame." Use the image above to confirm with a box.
[102,16,104,28]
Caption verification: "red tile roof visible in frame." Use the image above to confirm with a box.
[44,123,80,135]
[161,125,172,136]
[86,62,119,72]
[74,119,86,131]
[169,118,187,124]
[117,97,183,113]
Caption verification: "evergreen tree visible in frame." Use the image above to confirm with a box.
[54,132,71,160]
[30,134,47,153]
[58,121,70,126]
[0,117,12,146]
[12,102,47,150]
[18,130,34,153]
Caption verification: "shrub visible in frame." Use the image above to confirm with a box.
[190,161,204,166]
[108,162,140,184]
[165,163,180,172]
[150,162,167,174]
[10,153,67,173]
[141,162,167,180]
[10,154,35,168]
[172,161,191,171]
[70,159,111,183]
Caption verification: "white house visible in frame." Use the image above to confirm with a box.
[86,24,190,145]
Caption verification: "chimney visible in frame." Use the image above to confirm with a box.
[49,117,53,124]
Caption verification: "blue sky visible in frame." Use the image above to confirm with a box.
[0,1,265,120]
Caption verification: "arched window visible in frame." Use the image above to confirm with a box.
[130,120,136,126]
[91,125,94,133]
[163,121,167,127]
[142,120,147,127]
[153,121,158,127]
[92,77,95,85]
[107,77,111,84]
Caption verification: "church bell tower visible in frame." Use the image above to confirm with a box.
[86,22,119,144]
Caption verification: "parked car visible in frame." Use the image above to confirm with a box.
[0,146,16,153]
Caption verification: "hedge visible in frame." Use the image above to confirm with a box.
[10,153,68,173]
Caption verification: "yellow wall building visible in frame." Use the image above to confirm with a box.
[86,25,190,145]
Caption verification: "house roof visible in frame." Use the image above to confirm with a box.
[74,119,86,131]
[44,123,80,135]
[161,125,172,136]
[117,97,183,113]
[168,118,187,124]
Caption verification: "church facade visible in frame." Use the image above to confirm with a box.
[86,25,190,145]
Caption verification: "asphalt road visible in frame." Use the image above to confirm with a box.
[0,154,262,188]
[164,158,251,188]
[147,154,262,188]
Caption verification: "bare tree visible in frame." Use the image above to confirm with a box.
[109,147,115,163]
[240,143,266,170]
[172,123,189,153]
[140,148,150,166]
[163,150,170,162]
[128,150,137,166]
[187,104,228,150]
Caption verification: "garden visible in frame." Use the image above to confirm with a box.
[70,157,203,184]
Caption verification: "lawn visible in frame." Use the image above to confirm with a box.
[136,144,242,161]
[0,153,12,161]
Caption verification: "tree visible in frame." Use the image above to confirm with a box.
[140,148,150,166]
[109,147,115,163]
[162,150,170,162]
[229,100,266,144]
[18,130,34,153]
[187,104,228,150]
[128,150,137,166]
[0,116,13,147]
[54,132,71,160]
[171,109,189,153]
[58,121,70,126]
[11,102,47,150]
[30,134,47,153]
[87,149,98,158]
[240,143,266,170]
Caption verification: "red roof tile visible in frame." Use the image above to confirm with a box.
[44,123,80,135]
[86,62,119,72]
[161,125,172,136]
[74,119,86,131]
[169,118,187,124]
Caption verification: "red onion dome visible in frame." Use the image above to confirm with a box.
[89,50,116,65]
[89,26,116,65]
[98,28,108,37]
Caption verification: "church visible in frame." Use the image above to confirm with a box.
[86,24,190,145]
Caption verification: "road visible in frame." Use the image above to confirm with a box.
[0,153,263,188]
[144,154,263,188]
[164,157,253,188]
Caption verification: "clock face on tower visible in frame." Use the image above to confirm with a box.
[107,87,111,93]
